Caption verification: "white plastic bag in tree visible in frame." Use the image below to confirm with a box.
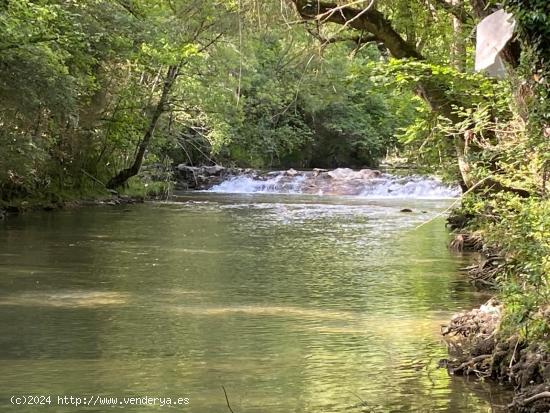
[475,9,516,77]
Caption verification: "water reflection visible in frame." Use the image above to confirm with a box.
[0,195,510,412]
[0,291,128,307]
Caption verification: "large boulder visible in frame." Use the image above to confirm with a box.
[174,165,244,189]
[326,167,380,182]
[358,168,382,179]
[327,168,355,180]
[203,165,226,176]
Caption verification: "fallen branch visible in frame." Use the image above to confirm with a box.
[81,169,106,188]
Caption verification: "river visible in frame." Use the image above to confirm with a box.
[0,189,511,412]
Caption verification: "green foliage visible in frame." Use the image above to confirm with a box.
[0,0,419,197]
[311,93,393,167]
[192,26,411,169]
[0,0,237,200]
[504,0,550,62]
[445,0,550,343]
[223,33,314,167]
[485,196,550,340]
[120,177,173,199]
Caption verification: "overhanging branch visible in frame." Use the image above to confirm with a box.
[430,0,473,24]
[305,25,378,46]
[290,0,422,59]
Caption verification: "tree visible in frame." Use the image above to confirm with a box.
[106,0,231,189]
[287,0,521,189]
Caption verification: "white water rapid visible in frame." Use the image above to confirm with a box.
[209,168,460,198]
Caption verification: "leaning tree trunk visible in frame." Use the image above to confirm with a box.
[450,0,472,190]
[106,64,179,190]
[290,0,474,189]
[451,0,466,72]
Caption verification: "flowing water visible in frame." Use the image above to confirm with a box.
[0,177,511,412]
[208,169,461,198]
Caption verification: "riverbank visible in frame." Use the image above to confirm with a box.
[0,174,175,218]
[0,194,144,220]
[443,205,550,412]
[0,183,174,219]
[443,298,550,412]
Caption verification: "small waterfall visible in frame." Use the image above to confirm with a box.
[357,175,460,198]
[209,168,460,198]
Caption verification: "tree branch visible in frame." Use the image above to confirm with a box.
[196,32,225,54]
[290,0,422,59]
[430,0,473,24]
[305,25,378,46]
[521,392,550,406]
[115,0,144,19]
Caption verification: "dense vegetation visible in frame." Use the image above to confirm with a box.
[0,0,548,392]
[448,0,550,348]
[0,0,416,203]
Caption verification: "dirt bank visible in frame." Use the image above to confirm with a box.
[442,299,550,412]
[443,206,550,412]
[0,195,145,219]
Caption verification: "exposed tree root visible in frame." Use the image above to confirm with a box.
[442,298,501,338]
[509,385,550,412]
[449,232,484,252]
[448,228,505,288]
[451,354,492,376]
[442,301,550,412]
[460,253,505,288]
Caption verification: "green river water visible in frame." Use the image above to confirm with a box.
[0,193,510,412]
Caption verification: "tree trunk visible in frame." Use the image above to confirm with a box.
[106,64,179,190]
[292,0,422,59]
[291,0,474,189]
[450,0,470,189]
[451,0,466,71]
